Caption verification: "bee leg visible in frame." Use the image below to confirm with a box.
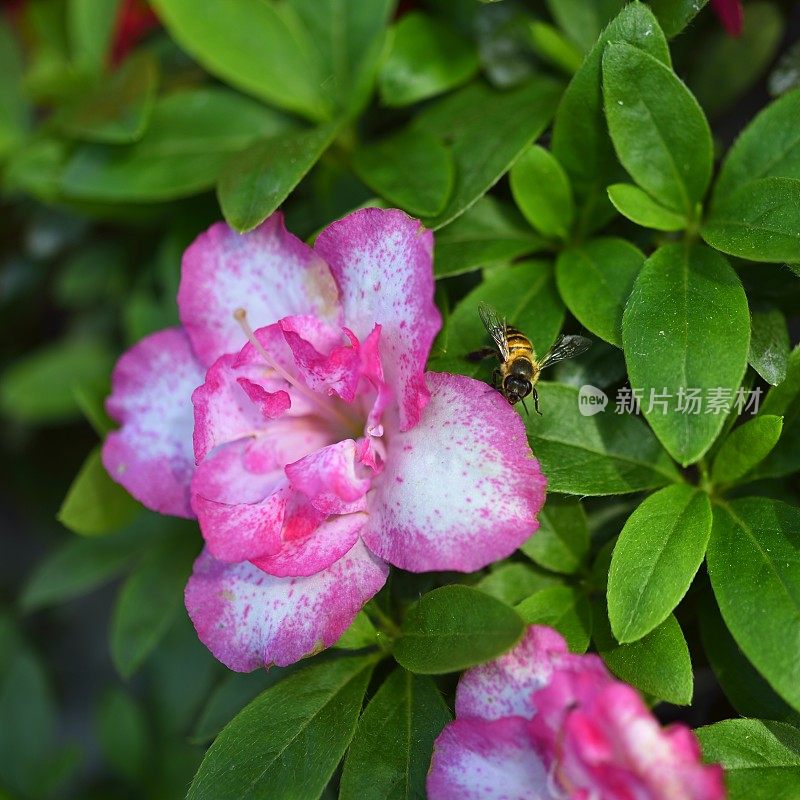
[532,386,542,416]
[491,368,502,390]
[466,347,497,362]
[520,397,530,416]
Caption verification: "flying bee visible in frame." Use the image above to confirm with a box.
[468,302,592,414]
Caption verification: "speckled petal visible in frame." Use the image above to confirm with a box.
[456,626,570,722]
[103,327,204,518]
[184,539,388,671]
[314,208,439,430]
[427,717,555,800]
[178,214,341,366]
[362,372,546,572]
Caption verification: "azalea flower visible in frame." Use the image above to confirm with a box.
[428,625,725,800]
[103,208,546,670]
[710,0,744,37]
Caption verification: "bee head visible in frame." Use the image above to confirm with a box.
[504,376,532,405]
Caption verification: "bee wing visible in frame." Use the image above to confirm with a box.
[477,301,510,360]
[539,334,592,370]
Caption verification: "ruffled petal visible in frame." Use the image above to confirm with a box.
[178,214,340,366]
[362,372,546,572]
[456,626,569,722]
[184,539,388,671]
[314,208,439,430]
[103,328,204,518]
[427,718,555,800]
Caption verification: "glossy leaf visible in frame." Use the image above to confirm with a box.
[520,496,590,575]
[476,562,560,605]
[707,499,800,712]
[416,77,563,229]
[335,612,380,651]
[67,0,119,72]
[516,586,592,653]
[188,656,376,800]
[433,196,545,278]
[61,89,293,202]
[607,485,711,643]
[697,719,800,800]
[527,21,583,75]
[711,415,783,486]
[352,128,454,217]
[524,383,681,495]
[510,145,573,240]
[622,243,750,466]
[218,123,337,233]
[593,604,693,705]
[544,0,625,52]
[750,307,791,386]
[339,668,451,800]
[556,236,644,347]
[380,11,479,106]
[394,585,524,675]
[607,183,686,231]
[603,41,712,216]
[703,177,800,263]
[647,0,709,37]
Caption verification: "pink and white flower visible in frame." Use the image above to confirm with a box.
[427,625,725,800]
[102,208,546,671]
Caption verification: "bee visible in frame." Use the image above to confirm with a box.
[469,302,592,414]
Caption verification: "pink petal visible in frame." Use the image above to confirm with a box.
[178,214,341,366]
[102,327,204,518]
[184,539,388,671]
[456,626,569,722]
[251,510,368,577]
[711,0,743,36]
[314,208,439,430]
[362,372,546,572]
[427,717,555,800]
[285,439,371,515]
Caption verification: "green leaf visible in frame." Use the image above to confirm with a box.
[476,562,561,605]
[188,655,375,800]
[524,383,681,495]
[544,0,625,52]
[380,11,479,106]
[192,669,294,744]
[711,415,783,486]
[698,591,800,724]
[622,243,750,466]
[96,688,149,781]
[110,531,198,678]
[607,485,711,643]
[339,667,451,800]
[510,145,574,240]
[54,53,158,143]
[433,196,545,278]
[688,2,783,119]
[702,177,800,263]
[67,0,119,72]
[647,0,709,37]
[416,77,563,229]
[516,586,592,653]
[606,183,686,231]
[429,260,563,376]
[0,337,114,424]
[750,307,791,386]
[57,446,140,536]
[218,123,338,233]
[551,2,670,208]
[527,21,583,75]
[352,128,454,217]
[760,345,800,417]
[150,0,331,121]
[707,498,800,712]
[61,88,293,202]
[0,19,29,159]
[394,585,524,675]
[520,496,589,575]
[593,604,693,705]
[335,611,380,651]
[696,719,800,800]
[555,236,644,347]
[715,88,800,199]
[602,41,712,216]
